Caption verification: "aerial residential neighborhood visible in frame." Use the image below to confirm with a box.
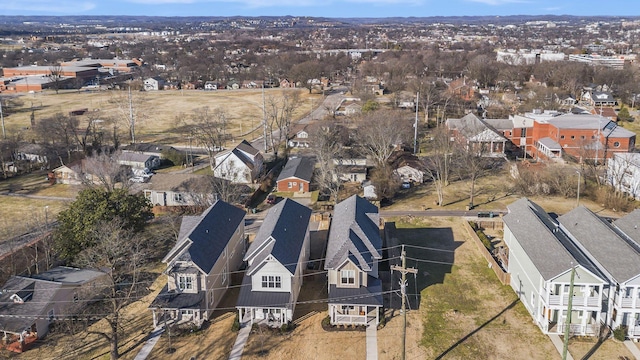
[2,6,640,360]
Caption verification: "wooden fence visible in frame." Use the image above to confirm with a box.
[462,220,510,286]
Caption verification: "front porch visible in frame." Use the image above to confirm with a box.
[151,307,206,328]
[330,304,380,325]
[1,330,38,353]
[238,307,290,327]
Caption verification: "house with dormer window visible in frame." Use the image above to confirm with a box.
[324,195,383,325]
[150,200,246,328]
[0,267,106,353]
[236,199,311,326]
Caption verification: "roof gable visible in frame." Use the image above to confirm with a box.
[245,199,311,275]
[163,200,245,274]
[325,195,382,272]
[277,157,314,183]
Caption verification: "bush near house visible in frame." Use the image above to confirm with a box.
[613,325,628,341]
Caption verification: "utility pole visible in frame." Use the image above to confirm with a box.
[414,92,419,155]
[391,245,417,360]
[562,263,576,360]
[262,84,268,152]
[0,97,5,139]
[128,85,135,144]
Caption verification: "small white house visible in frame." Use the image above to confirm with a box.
[213,140,264,184]
[144,77,165,91]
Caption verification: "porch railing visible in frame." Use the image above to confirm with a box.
[548,295,599,307]
[621,298,638,308]
[334,315,367,324]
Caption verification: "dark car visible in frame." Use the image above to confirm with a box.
[266,194,277,204]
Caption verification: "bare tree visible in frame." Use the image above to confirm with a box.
[451,138,500,209]
[357,109,412,167]
[309,123,345,203]
[189,107,226,170]
[423,126,454,206]
[109,87,148,144]
[74,219,147,360]
[48,65,64,94]
[82,150,130,192]
[265,91,300,158]
[34,113,80,162]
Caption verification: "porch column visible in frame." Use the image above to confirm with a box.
[152,309,158,328]
[376,307,379,325]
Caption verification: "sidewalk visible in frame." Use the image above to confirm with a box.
[228,323,251,360]
[624,340,640,360]
[366,319,378,360]
[548,334,573,360]
[133,326,164,360]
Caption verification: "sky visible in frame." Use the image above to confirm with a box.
[1,0,640,18]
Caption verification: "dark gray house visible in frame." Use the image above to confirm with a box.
[150,200,246,328]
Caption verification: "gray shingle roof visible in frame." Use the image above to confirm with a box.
[0,277,62,334]
[537,137,562,150]
[325,195,381,272]
[236,140,259,156]
[235,275,292,308]
[614,209,640,246]
[503,198,576,280]
[277,157,314,183]
[164,200,245,274]
[32,266,105,284]
[150,285,206,310]
[328,277,383,306]
[245,198,311,275]
[559,206,640,283]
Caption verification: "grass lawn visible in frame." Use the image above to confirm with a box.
[4,88,320,145]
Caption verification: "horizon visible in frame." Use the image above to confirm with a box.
[2,0,640,18]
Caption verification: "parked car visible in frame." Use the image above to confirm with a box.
[266,194,278,204]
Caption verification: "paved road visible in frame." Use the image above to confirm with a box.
[380,209,507,218]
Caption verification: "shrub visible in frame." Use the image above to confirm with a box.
[231,313,241,332]
[161,148,187,166]
[280,321,295,334]
[613,325,628,341]
[321,315,331,328]
[476,229,493,251]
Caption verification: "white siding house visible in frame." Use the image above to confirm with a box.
[236,199,311,326]
[503,199,607,336]
[213,140,264,184]
[608,153,640,200]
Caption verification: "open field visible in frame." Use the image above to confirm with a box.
[4,88,320,145]
[384,166,630,218]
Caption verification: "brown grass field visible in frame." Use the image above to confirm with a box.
[4,88,319,145]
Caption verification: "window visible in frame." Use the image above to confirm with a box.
[614,141,621,148]
[570,135,575,140]
[560,135,565,139]
[48,309,55,321]
[341,270,356,285]
[288,182,293,189]
[173,193,184,202]
[531,293,535,307]
[73,292,79,303]
[222,265,228,284]
[261,275,282,288]
[178,275,193,290]
[581,135,586,140]
[521,128,527,137]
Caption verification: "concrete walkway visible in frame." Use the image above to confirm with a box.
[229,322,251,360]
[624,340,640,359]
[366,319,378,360]
[548,334,573,360]
[133,326,164,360]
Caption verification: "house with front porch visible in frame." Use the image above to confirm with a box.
[236,199,311,327]
[559,206,640,340]
[149,200,246,328]
[503,198,608,336]
[324,195,383,325]
[0,267,106,353]
[446,113,508,157]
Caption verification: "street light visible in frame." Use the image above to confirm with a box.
[575,171,581,208]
